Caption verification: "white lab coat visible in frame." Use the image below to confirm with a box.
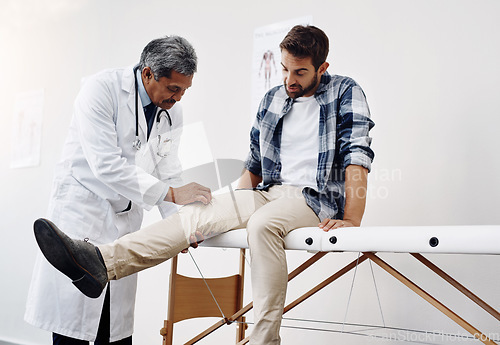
[25,66,183,341]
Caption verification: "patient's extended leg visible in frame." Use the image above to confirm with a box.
[33,189,264,298]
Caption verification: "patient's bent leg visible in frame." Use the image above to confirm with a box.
[246,186,319,345]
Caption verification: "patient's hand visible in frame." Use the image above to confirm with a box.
[181,231,205,253]
[318,219,355,232]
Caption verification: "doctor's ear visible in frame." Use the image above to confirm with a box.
[141,67,154,82]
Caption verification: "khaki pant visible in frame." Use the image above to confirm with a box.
[100,185,320,345]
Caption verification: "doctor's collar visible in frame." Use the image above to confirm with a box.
[135,67,153,108]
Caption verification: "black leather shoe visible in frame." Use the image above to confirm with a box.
[33,218,108,298]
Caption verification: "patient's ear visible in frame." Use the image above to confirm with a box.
[318,62,329,76]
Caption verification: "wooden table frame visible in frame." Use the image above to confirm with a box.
[160,250,499,345]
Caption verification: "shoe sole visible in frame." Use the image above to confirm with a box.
[33,218,105,298]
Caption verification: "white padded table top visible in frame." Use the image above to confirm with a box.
[200,225,500,254]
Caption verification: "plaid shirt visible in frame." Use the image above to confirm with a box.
[245,72,375,221]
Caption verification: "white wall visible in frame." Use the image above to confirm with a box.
[1,0,499,344]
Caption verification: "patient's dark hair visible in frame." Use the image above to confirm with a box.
[280,25,329,70]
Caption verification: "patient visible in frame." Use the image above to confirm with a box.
[34,25,374,345]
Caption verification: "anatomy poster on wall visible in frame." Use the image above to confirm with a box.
[250,15,313,121]
[10,89,44,169]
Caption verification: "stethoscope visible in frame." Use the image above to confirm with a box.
[132,67,172,154]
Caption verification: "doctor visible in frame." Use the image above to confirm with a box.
[25,36,211,344]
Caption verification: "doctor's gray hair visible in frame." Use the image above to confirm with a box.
[139,35,197,79]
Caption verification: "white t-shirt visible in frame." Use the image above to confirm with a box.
[280,95,320,188]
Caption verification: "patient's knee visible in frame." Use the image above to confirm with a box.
[174,202,212,238]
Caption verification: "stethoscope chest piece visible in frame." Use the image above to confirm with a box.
[132,138,142,150]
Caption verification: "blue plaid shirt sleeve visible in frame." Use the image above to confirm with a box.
[337,82,375,171]
[244,118,263,176]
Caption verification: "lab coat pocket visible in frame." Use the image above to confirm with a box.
[156,132,172,158]
[114,202,142,237]
[52,182,110,241]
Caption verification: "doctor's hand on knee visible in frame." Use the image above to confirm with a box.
[165,182,212,205]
